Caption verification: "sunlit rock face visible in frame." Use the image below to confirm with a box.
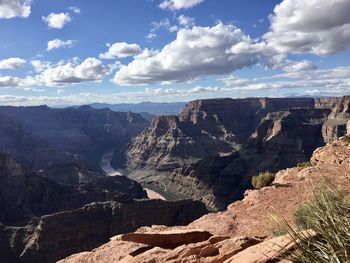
[126,97,341,210]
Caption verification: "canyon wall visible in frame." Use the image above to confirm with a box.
[126,97,346,210]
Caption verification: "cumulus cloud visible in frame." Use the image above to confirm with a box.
[42,12,71,29]
[264,0,350,55]
[0,0,31,19]
[0,76,22,87]
[114,23,260,85]
[177,15,195,28]
[47,39,76,51]
[0,58,115,88]
[0,57,26,69]
[159,0,204,10]
[31,60,51,72]
[35,57,115,85]
[99,42,141,59]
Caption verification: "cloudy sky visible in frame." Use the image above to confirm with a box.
[1,0,350,106]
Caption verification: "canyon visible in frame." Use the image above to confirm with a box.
[60,130,350,263]
[0,96,349,262]
[126,97,347,210]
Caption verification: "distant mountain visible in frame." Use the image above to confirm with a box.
[88,102,187,116]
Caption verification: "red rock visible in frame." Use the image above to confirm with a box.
[118,229,212,249]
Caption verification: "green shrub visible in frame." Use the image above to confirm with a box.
[293,205,312,230]
[288,188,350,262]
[297,162,312,169]
[343,134,350,145]
[251,171,275,189]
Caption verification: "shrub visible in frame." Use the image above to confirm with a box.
[296,162,312,169]
[251,171,275,189]
[343,134,350,145]
[288,188,350,262]
[293,204,312,230]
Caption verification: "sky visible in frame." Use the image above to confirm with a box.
[1,0,350,106]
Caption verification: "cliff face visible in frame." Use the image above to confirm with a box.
[2,199,207,263]
[0,153,146,226]
[314,97,342,108]
[322,96,350,143]
[127,98,315,169]
[60,138,350,263]
[0,154,208,263]
[0,105,149,173]
[126,97,340,210]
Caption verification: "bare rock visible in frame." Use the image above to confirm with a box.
[119,229,212,249]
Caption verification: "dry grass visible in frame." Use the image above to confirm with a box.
[251,171,275,189]
[285,187,350,262]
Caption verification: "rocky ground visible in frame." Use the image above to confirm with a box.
[60,138,350,263]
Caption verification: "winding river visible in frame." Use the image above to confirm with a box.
[100,150,167,201]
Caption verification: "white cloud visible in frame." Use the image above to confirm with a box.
[147,32,157,40]
[31,60,51,72]
[42,12,71,29]
[264,0,350,55]
[35,57,116,86]
[219,66,350,96]
[68,6,80,14]
[146,18,178,40]
[282,60,317,72]
[47,39,76,51]
[114,23,260,85]
[2,65,350,106]
[0,76,22,87]
[221,76,251,86]
[99,42,141,59]
[0,57,26,69]
[0,57,117,89]
[0,0,31,19]
[159,0,204,10]
[177,15,195,28]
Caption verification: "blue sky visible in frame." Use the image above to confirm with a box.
[0,0,350,106]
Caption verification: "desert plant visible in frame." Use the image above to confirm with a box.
[287,188,350,262]
[296,162,312,169]
[251,171,275,189]
[293,204,312,230]
[343,134,350,145]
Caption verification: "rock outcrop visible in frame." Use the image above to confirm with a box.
[0,153,146,226]
[0,154,208,263]
[60,138,350,263]
[126,97,332,210]
[322,96,350,142]
[117,229,213,249]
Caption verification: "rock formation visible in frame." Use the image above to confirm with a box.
[126,97,334,210]
[0,154,208,263]
[60,138,350,263]
[322,95,350,142]
[0,105,149,174]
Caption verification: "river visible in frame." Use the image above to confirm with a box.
[99,150,167,201]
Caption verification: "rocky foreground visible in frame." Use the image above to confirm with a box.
[60,138,350,262]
